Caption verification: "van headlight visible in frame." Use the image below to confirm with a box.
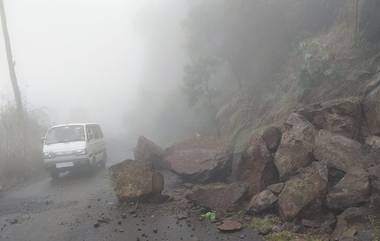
[74,149,87,155]
[43,152,54,159]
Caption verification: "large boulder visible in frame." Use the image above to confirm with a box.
[363,83,380,135]
[236,136,278,196]
[163,136,232,183]
[314,130,363,172]
[278,162,328,221]
[332,207,379,241]
[186,182,248,214]
[248,189,278,213]
[109,160,164,201]
[134,136,166,169]
[274,113,316,180]
[315,130,380,172]
[326,168,370,210]
[262,126,282,153]
[298,97,363,139]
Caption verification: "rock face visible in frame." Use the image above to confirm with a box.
[236,136,278,196]
[134,136,166,169]
[248,190,278,213]
[163,136,232,183]
[278,162,328,221]
[262,127,282,153]
[298,97,363,139]
[368,165,380,193]
[186,182,247,213]
[326,169,370,210]
[267,183,284,195]
[365,135,380,149]
[363,83,380,135]
[109,160,164,201]
[314,130,363,172]
[274,113,316,180]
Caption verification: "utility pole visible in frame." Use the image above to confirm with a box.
[0,0,24,114]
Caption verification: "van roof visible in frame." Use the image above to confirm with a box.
[50,123,99,128]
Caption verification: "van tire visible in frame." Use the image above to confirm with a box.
[50,169,59,179]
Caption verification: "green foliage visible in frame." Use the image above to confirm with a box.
[264,231,296,241]
[250,215,281,234]
[201,211,216,222]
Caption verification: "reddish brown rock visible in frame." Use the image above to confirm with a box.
[326,169,370,210]
[134,136,166,169]
[274,113,316,180]
[248,190,278,213]
[186,182,247,213]
[163,136,232,183]
[298,97,363,139]
[278,162,328,221]
[236,136,278,196]
[217,219,242,232]
[262,126,282,153]
[109,160,164,201]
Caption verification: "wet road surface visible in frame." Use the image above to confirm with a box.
[0,168,263,241]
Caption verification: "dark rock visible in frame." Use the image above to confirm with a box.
[262,126,282,153]
[217,219,243,232]
[109,160,164,201]
[163,136,232,183]
[301,219,320,228]
[274,113,316,180]
[298,97,363,139]
[267,183,285,195]
[278,162,328,221]
[248,190,278,213]
[236,136,278,196]
[134,136,166,169]
[363,82,380,135]
[186,182,247,214]
[326,168,370,210]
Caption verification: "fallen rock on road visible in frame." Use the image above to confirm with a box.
[109,160,164,202]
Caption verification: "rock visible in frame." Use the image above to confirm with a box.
[163,136,232,183]
[298,97,363,139]
[134,136,166,169]
[314,130,363,172]
[278,162,328,221]
[368,165,380,193]
[217,219,243,232]
[301,219,320,228]
[363,83,380,135]
[262,126,282,153]
[109,160,164,201]
[248,190,278,213]
[365,136,380,149]
[274,113,316,180]
[326,168,370,210]
[186,182,247,214]
[332,207,374,241]
[267,183,285,195]
[236,136,278,196]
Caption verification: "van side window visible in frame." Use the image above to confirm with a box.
[86,126,95,140]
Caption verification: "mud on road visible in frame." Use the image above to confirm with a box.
[0,168,262,241]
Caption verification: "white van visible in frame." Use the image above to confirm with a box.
[43,123,107,179]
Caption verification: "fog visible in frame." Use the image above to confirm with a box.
[0,0,190,158]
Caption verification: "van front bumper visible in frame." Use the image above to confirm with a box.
[44,155,91,171]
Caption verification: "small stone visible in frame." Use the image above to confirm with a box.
[217,219,242,232]
[93,223,100,228]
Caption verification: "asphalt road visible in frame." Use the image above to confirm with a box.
[0,167,263,241]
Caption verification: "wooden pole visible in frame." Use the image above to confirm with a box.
[0,0,24,114]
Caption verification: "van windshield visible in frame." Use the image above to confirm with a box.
[45,125,85,145]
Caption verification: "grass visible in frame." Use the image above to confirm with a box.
[250,215,281,235]
[264,231,296,241]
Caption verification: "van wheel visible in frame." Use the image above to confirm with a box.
[50,169,60,179]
